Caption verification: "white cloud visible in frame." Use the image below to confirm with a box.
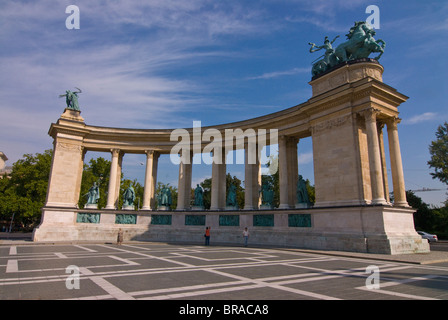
[247,67,309,80]
[403,112,438,125]
[298,152,313,165]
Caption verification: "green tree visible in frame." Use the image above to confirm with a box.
[406,190,435,232]
[406,190,448,239]
[428,122,448,185]
[262,154,315,207]
[199,178,212,209]
[0,150,53,230]
[305,179,316,205]
[430,206,448,240]
[197,174,245,209]
[78,157,111,209]
[263,155,279,207]
[227,174,245,209]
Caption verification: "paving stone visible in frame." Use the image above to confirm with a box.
[0,241,447,304]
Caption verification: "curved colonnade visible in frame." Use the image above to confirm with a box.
[33,61,429,254]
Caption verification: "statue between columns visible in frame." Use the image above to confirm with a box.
[122,185,136,210]
[226,183,238,210]
[260,181,274,209]
[193,184,204,209]
[295,175,311,208]
[157,186,172,210]
[84,181,100,209]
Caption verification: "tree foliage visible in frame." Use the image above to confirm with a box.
[407,190,448,239]
[0,150,53,230]
[262,155,315,207]
[78,157,145,210]
[78,157,111,209]
[428,122,448,185]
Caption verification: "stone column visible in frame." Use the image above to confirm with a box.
[218,156,227,209]
[386,117,409,207]
[378,123,390,203]
[176,151,193,211]
[244,142,261,210]
[142,150,159,210]
[114,152,124,207]
[105,149,121,209]
[244,145,254,210]
[363,109,387,205]
[210,161,220,211]
[278,135,290,209]
[288,138,299,207]
[210,149,226,210]
[253,159,261,209]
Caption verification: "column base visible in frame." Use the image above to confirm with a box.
[393,201,410,208]
[371,198,389,205]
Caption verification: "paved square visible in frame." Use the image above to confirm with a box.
[1,242,448,301]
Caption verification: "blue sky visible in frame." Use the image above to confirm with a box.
[1,0,447,206]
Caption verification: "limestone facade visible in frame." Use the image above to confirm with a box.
[33,61,429,254]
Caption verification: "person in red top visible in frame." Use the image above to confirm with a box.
[204,226,210,246]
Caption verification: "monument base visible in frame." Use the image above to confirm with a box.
[33,205,429,255]
[84,203,98,209]
[122,205,134,211]
[60,108,84,122]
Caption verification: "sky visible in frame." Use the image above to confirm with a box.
[0,0,447,206]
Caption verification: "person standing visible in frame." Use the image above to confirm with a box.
[242,227,249,247]
[204,227,210,246]
[117,228,124,245]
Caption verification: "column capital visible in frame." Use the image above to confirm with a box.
[361,108,381,122]
[385,116,402,130]
[110,148,122,157]
[144,149,155,156]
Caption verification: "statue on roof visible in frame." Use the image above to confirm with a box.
[308,21,386,77]
[59,87,82,111]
